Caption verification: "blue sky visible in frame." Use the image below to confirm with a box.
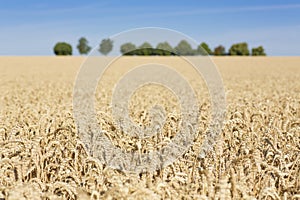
[0,0,299,56]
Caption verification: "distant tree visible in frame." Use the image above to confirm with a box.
[99,38,113,55]
[229,42,249,56]
[251,46,266,56]
[120,42,136,55]
[77,37,91,55]
[214,45,226,56]
[175,40,194,55]
[197,42,212,55]
[137,42,153,56]
[152,42,175,56]
[156,42,174,56]
[53,42,72,56]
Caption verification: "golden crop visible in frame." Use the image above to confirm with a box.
[0,57,299,199]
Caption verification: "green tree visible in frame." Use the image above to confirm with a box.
[99,38,113,55]
[229,42,249,56]
[214,45,226,56]
[175,40,194,55]
[77,37,91,55]
[120,42,136,55]
[137,42,153,56]
[156,42,174,56]
[251,46,266,56]
[197,42,212,55]
[53,42,72,56]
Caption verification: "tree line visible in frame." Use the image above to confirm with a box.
[53,37,266,56]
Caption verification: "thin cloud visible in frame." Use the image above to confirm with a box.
[145,4,300,18]
[218,4,300,13]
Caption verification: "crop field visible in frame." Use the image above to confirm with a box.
[0,57,299,199]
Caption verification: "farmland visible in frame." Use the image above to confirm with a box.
[0,57,299,199]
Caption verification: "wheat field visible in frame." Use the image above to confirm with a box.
[0,56,299,199]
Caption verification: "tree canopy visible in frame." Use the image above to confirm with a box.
[120,41,175,56]
[174,40,194,56]
[120,42,136,55]
[99,38,113,55]
[198,42,213,55]
[54,38,266,56]
[214,45,226,56]
[137,42,153,56]
[77,37,91,55]
[252,46,266,56]
[229,42,250,56]
[156,42,174,56]
[53,42,72,56]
